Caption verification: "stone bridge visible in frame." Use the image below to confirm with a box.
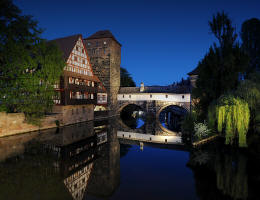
[116,84,191,118]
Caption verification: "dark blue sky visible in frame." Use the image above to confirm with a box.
[14,0,260,86]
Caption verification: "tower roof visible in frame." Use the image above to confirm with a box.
[85,30,121,46]
[187,67,199,76]
[50,34,82,60]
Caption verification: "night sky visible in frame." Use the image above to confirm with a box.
[14,0,260,86]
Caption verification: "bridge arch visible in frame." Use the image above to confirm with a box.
[117,101,146,113]
[156,102,188,119]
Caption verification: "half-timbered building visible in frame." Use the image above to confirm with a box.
[51,34,107,124]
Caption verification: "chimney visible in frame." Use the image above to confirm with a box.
[140,82,144,92]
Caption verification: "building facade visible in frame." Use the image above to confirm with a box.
[84,30,121,113]
[51,34,107,124]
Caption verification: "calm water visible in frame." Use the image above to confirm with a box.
[0,117,260,200]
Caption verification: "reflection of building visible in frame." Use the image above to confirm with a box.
[41,121,109,200]
[87,119,120,198]
[0,119,120,200]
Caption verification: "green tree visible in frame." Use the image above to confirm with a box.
[236,79,260,132]
[241,18,260,74]
[208,95,250,147]
[193,12,248,118]
[120,67,136,87]
[0,0,65,124]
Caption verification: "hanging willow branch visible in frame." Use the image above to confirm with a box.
[208,95,250,147]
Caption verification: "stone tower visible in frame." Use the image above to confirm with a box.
[84,30,121,113]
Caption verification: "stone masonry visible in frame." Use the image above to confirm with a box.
[84,31,121,114]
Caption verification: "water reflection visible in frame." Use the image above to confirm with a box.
[187,141,260,200]
[159,105,187,132]
[0,119,120,200]
[1,119,260,199]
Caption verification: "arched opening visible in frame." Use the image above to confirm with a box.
[120,104,145,129]
[158,105,187,132]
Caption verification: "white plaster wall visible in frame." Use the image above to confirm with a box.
[117,93,190,102]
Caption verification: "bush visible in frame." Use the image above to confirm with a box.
[194,122,211,140]
[181,114,196,135]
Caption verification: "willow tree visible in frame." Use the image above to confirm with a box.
[208,95,250,147]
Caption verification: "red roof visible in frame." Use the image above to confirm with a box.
[85,30,121,46]
[50,34,81,61]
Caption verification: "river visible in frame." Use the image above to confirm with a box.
[0,117,260,200]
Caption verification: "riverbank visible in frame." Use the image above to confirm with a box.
[0,107,119,138]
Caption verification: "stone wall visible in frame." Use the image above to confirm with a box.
[85,37,121,114]
[0,104,94,138]
[52,104,94,126]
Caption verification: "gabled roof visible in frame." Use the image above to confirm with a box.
[187,67,199,76]
[50,34,81,61]
[85,30,121,46]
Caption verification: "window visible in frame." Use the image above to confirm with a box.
[182,95,185,99]
[150,94,152,98]
[76,46,79,51]
[166,95,168,98]
[88,42,91,46]
[129,95,131,98]
[69,77,74,84]
[82,49,84,53]
[104,41,107,45]
[74,56,77,61]
[92,81,95,87]
[83,59,85,64]
[96,41,99,46]
[123,94,124,98]
[91,94,94,99]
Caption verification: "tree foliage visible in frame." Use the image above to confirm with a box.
[0,0,65,124]
[241,18,260,74]
[193,12,248,118]
[235,78,260,132]
[208,95,250,147]
[120,67,136,87]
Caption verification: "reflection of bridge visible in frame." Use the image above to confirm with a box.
[117,131,182,144]
[117,119,183,145]
[117,84,191,117]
